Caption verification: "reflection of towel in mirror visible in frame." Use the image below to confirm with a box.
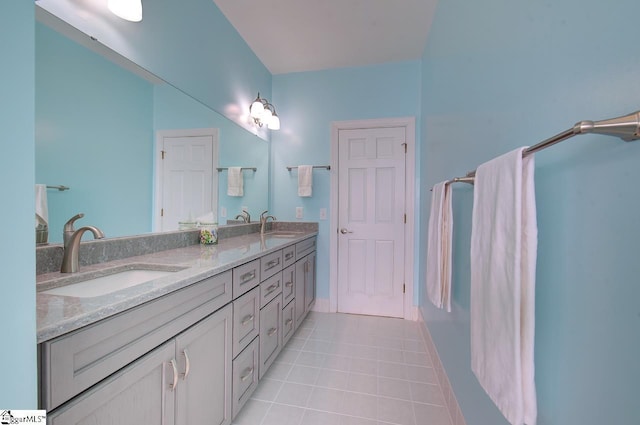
[227,167,244,197]
[35,184,48,228]
[298,165,313,197]
[470,147,537,425]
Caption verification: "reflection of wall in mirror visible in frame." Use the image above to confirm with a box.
[35,21,270,242]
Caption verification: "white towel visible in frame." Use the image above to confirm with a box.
[426,181,453,312]
[35,184,48,228]
[470,147,537,425]
[298,165,313,197]
[227,167,244,197]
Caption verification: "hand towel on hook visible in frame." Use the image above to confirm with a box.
[470,147,537,425]
[426,181,453,312]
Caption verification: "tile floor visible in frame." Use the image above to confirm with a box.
[233,312,453,425]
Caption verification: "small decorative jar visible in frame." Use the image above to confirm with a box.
[198,223,218,245]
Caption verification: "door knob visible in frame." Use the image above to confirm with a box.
[340,228,353,234]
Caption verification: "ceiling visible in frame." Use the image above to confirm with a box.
[212,0,438,75]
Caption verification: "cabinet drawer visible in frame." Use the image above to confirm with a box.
[282,299,295,347]
[282,245,296,268]
[233,259,260,298]
[282,264,295,305]
[232,287,260,357]
[260,271,283,308]
[259,294,282,379]
[232,337,259,419]
[261,250,283,279]
[40,270,232,411]
[295,237,316,259]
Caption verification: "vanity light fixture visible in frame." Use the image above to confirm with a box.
[250,93,280,130]
[108,0,143,22]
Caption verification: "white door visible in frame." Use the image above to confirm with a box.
[156,129,217,231]
[337,126,407,318]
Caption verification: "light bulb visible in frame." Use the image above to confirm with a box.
[108,0,142,22]
[268,114,280,130]
[250,100,264,119]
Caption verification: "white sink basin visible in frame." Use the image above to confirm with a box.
[41,268,180,298]
[265,232,303,239]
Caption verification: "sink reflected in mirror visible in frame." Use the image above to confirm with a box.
[39,264,186,298]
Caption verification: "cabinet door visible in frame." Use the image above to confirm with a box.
[294,258,306,328]
[175,304,232,425]
[259,295,283,379]
[282,264,295,305]
[48,341,176,425]
[305,252,316,311]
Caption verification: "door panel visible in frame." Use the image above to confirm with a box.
[160,133,214,231]
[337,127,406,318]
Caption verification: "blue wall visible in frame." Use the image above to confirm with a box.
[420,0,640,424]
[36,22,154,242]
[0,0,37,408]
[272,62,420,301]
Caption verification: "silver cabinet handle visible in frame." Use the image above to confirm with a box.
[340,228,353,234]
[267,327,277,337]
[240,367,254,382]
[285,319,293,326]
[285,252,294,260]
[264,282,280,296]
[285,281,293,288]
[265,258,280,269]
[169,359,179,391]
[241,270,256,283]
[181,349,190,381]
[241,314,255,326]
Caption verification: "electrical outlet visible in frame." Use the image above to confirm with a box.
[220,207,227,218]
[319,208,327,220]
[296,207,304,219]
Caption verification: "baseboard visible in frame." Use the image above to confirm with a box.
[417,309,467,425]
[310,298,330,313]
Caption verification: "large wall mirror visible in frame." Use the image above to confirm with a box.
[35,8,269,243]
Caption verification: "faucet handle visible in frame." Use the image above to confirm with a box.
[260,210,269,220]
[64,213,84,232]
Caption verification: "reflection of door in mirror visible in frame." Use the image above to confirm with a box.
[155,129,219,231]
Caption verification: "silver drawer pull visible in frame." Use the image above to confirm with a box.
[241,314,255,326]
[285,252,294,260]
[181,349,190,380]
[168,359,179,391]
[240,367,254,382]
[265,258,280,269]
[264,283,280,296]
[285,281,293,288]
[240,270,256,283]
[267,327,277,337]
[285,319,293,326]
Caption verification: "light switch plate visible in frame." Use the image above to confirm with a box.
[319,208,327,220]
[296,207,303,219]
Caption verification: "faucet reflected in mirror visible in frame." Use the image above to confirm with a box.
[260,210,277,236]
[61,213,105,273]
[235,209,251,223]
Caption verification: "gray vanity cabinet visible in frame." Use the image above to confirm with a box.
[48,304,233,425]
[294,240,316,328]
[259,294,283,378]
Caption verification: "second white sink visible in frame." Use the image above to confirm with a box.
[41,268,180,298]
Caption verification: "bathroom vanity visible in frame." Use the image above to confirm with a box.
[36,225,317,424]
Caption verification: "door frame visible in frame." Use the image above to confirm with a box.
[153,128,219,232]
[329,117,416,320]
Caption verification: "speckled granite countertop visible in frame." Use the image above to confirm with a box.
[36,230,317,343]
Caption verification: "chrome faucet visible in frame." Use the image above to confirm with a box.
[235,209,251,223]
[260,210,276,235]
[61,213,105,273]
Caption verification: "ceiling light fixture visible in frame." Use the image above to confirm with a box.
[250,93,280,130]
[108,0,143,22]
